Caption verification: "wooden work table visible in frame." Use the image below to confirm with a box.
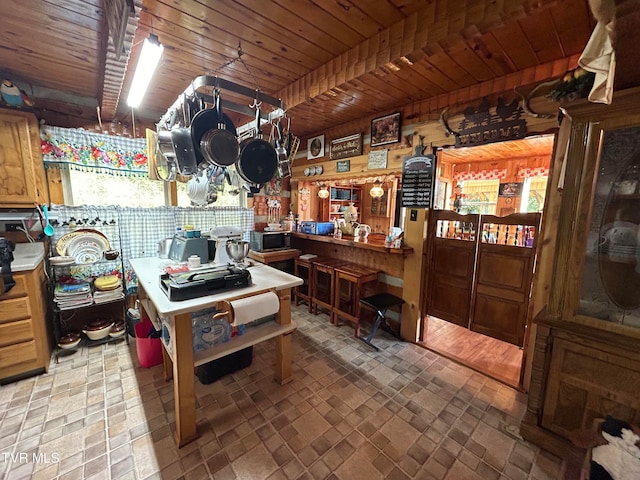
[129,257,302,447]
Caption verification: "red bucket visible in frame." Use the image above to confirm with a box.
[134,321,163,368]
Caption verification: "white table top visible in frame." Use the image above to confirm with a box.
[130,257,303,316]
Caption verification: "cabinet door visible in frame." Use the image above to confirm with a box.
[542,338,640,437]
[576,124,640,328]
[0,110,47,206]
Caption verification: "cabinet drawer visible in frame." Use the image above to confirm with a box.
[0,274,28,299]
[0,319,34,347]
[0,339,38,369]
[0,297,31,323]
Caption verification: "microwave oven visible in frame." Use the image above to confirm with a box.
[249,231,291,252]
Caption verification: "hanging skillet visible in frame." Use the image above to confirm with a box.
[191,91,238,167]
[170,97,198,176]
[237,106,277,187]
[199,90,239,167]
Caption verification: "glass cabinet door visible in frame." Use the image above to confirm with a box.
[578,125,640,327]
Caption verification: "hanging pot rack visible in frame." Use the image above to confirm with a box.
[158,75,286,131]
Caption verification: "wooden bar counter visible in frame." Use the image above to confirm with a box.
[291,233,412,279]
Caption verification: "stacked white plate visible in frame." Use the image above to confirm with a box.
[50,256,75,266]
[66,234,109,264]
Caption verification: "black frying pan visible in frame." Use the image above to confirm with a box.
[190,100,237,167]
[237,107,277,186]
[198,90,239,167]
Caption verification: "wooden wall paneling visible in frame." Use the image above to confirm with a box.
[290,237,405,280]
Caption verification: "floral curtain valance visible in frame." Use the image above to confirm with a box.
[517,167,549,178]
[454,169,507,182]
[41,126,148,176]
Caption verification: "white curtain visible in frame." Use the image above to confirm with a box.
[50,204,254,291]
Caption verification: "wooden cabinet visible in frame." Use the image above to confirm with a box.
[521,88,640,465]
[0,109,48,207]
[0,263,51,383]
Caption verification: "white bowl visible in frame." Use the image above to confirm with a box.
[83,323,114,341]
[109,329,126,339]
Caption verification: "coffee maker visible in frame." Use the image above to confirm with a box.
[210,226,243,265]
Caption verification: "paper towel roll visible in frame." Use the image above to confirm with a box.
[230,291,280,326]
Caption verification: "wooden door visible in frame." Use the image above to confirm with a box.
[424,210,479,327]
[0,109,47,207]
[470,213,541,346]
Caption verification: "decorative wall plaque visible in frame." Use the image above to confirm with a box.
[336,160,350,172]
[330,133,362,160]
[455,97,527,147]
[367,150,388,169]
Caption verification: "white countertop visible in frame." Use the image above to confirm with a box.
[11,242,46,272]
[130,257,303,316]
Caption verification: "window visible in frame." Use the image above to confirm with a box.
[175,181,244,207]
[67,169,166,207]
[458,179,499,214]
[520,176,548,213]
[63,169,243,207]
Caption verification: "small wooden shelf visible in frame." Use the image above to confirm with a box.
[192,321,297,367]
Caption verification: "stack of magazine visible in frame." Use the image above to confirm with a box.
[53,282,93,310]
[93,285,124,304]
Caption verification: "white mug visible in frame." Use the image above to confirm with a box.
[188,255,201,269]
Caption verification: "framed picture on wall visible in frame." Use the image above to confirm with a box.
[307,135,325,159]
[371,112,400,147]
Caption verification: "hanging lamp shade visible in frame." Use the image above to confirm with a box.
[370,180,384,198]
[318,185,329,198]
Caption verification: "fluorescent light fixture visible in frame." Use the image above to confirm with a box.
[127,34,163,108]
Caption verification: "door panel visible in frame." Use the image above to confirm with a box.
[470,213,541,346]
[424,211,479,328]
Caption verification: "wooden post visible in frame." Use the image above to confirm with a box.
[172,312,198,447]
[275,288,294,384]
[401,208,428,342]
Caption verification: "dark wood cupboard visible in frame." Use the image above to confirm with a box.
[521,88,640,465]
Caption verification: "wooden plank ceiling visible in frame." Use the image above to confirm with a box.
[0,0,595,139]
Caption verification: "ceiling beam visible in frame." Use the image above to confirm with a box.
[277,0,557,110]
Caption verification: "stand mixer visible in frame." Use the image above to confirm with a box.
[210,226,243,265]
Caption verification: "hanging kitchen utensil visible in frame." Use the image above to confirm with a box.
[190,91,238,167]
[186,170,209,206]
[171,96,198,176]
[275,118,290,178]
[237,105,277,189]
[199,89,239,167]
[155,128,177,181]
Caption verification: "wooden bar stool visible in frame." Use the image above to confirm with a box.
[332,263,379,337]
[294,256,313,312]
[310,258,347,317]
[358,293,405,351]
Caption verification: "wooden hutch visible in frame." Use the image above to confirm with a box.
[521,88,640,464]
